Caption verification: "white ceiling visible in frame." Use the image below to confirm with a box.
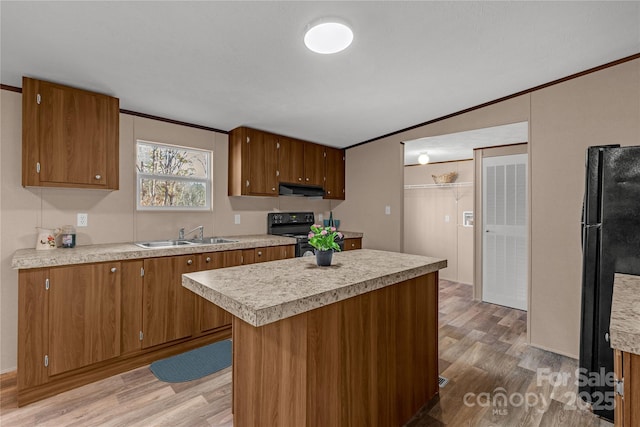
[404,121,528,165]
[1,2,638,149]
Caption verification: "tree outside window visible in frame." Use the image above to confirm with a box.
[136,140,212,210]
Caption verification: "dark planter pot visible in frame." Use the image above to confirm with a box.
[315,250,333,267]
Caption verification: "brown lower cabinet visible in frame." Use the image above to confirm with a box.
[16,244,294,406]
[343,237,362,251]
[142,254,199,348]
[48,263,122,376]
[615,349,640,426]
[196,250,242,334]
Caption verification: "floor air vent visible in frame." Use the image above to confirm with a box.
[438,376,449,388]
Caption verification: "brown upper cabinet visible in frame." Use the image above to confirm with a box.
[324,146,346,199]
[228,127,279,196]
[303,142,325,187]
[277,135,304,185]
[228,127,345,200]
[277,137,325,187]
[22,77,119,190]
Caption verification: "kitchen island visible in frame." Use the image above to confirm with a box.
[183,249,446,427]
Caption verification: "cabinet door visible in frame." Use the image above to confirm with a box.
[324,147,345,200]
[304,142,325,187]
[253,245,295,263]
[248,129,279,196]
[278,136,305,184]
[22,77,119,189]
[18,269,50,389]
[48,263,121,376]
[275,245,295,260]
[223,250,244,267]
[617,350,640,427]
[343,238,362,251]
[197,252,232,333]
[121,260,144,354]
[142,255,197,348]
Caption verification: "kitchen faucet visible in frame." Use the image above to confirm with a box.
[179,225,204,240]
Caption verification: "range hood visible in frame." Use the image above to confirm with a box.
[279,183,325,198]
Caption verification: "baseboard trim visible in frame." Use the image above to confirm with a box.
[529,342,578,360]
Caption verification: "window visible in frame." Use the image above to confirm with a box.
[136,140,212,210]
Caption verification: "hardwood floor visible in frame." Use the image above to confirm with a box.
[0,279,613,426]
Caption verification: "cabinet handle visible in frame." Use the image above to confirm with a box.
[95,174,102,180]
[257,251,262,256]
[272,187,276,191]
[205,257,211,263]
[110,267,117,273]
[298,177,302,181]
[246,180,250,187]
[306,178,309,181]
[328,190,331,194]
[351,243,355,247]
[187,259,193,265]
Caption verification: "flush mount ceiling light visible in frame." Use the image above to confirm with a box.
[304,21,353,54]
[418,153,430,165]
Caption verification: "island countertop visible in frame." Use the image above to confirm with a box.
[610,273,640,355]
[182,249,446,327]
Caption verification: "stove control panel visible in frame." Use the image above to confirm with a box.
[268,212,314,226]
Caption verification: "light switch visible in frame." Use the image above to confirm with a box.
[234,214,241,224]
[318,213,323,222]
[445,215,450,223]
[385,206,391,215]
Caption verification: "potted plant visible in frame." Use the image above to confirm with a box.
[308,224,342,266]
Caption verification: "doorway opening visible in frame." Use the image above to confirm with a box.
[403,122,529,312]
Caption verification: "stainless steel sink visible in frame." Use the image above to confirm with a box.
[134,237,237,248]
[188,237,238,244]
[134,240,197,249]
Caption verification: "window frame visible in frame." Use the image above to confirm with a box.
[135,139,213,211]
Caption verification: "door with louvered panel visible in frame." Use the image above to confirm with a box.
[482,154,528,310]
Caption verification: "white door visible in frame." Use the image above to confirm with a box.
[482,154,528,310]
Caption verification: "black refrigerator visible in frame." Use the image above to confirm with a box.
[580,144,640,421]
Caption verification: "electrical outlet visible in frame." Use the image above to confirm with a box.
[77,213,88,227]
[234,214,241,225]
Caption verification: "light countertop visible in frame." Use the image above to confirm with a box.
[182,249,446,327]
[12,234,295,269]
[12,231,364,270]
[610,273,640,355]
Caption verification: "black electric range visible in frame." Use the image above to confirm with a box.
[267,212,342,257]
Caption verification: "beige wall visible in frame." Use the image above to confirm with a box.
[529,60,640,357]
[404,161,474,283]
[333,139,403,251]
[337,58,640,358]
[0,90,338,372]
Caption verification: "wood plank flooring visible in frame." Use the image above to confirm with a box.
[0,279,613,426]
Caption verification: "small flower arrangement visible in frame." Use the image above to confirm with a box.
[308,224,343,252]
